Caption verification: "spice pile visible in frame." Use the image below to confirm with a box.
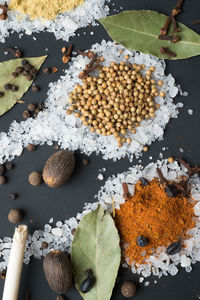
[0,159,199,285]
[67,57,166,148]
[0,41,182,162]
[0,0,109,42]
[115,177,195,266]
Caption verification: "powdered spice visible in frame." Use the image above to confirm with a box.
[115,178,195,265]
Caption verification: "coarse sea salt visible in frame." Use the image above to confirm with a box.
[0,41,182,163]
[0,159,199,284]
[0,0,109,42]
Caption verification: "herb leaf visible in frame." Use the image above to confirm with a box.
[71,205,121,300]
[0,55,47,116]
[99,10,200,60]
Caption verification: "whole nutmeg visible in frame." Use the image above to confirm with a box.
[29,171,42,186]
[121,282,136,298]
[8,209,23,224]
[43,150,75,188]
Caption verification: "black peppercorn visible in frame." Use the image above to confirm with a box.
[28,171,42,186]
[41,241,48,249]
[166,241,181,255]
[12,72,19,78]
[15,66,24,74]
[34,107,40,114]
[22,110,30,119]
[11,85,18,92]
[27,103,36,112]
[32,85,39,93]
[0,92,4,97]
[0,175,6,186]
[43,67,51,74]
[37,103,44,110]
[4,83,12,91]
[5,162,13,170]
[26,74,34,81]
[9,193,17,200]
[137,236,149,247]
[27,144,36,152]
[121,282,136,298]
[21,59,28,67]
[0,164,4,175]
[8,209,23,224]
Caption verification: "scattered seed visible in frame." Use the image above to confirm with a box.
[27,144,36,152]
[121,282,136,298]
[143,146,148,152]
[43,67,51,74]
[27,103,36,112]
[62,47,67,53]
[32,85,39,93]
[168,157,174,163]
[11,85,18,92]
[52,67,58,73]
[9,193,17,200]
[5,162,13,171]
[71,228,76,235]
[22,110,30,119]
[4,83,12,91]
[0,270,6,280]
[41,241,48,249]
[37,103,44,110]
[18,100,25,104]
[12,71,19,78]
[28,171,42,186]
[82,159,89,166]
[8,209,23,224]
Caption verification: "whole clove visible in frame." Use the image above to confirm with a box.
[78,64,99,79]
[171,15,181,33]
[179,158,200,177]
[172,0,183,17]
[0,2,8,20]
[122,182,132,199]
[62,44,73,64]
[78,49,95,59]
[160,16,171,35]
[158,34,180,43]
[160,47,176,58]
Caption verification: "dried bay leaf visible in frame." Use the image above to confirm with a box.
[99,10,200,60]
[71,205,121,300]
[0,55,47,116]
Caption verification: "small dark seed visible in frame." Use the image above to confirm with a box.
[26,74,34,81]
[22,70,29,76]
[4,83,12,91]
[27,103,36,112]
[139,177,148,186]
[9,193,16,200]
[0,164,4,175]
[0,270,6,280]
[80,277,95,293]
[82,159,89,166]
[24,64,32,71]
[71,228,76,235]
[165,184,178,197]
[166,241,182,255]
[21,60,28,67]
[34,108,40,114]
[32,85,39,93]
[43,67,51,74]
[137,236,149,247]
[41,241,48,249]
[33,113,38,118]
[11,85,18,92]
[121,282,136,298]
[37,102,44,110]
[27,144,36,152]
[14,49,21,58]
[29,68,37,76]
[15,66,24,74]
[0,92,4,97]
[22,110,30,119]
[5,162,13,170]
[12,72,19,78]
[84,269,93,277]
[0,175,6,186]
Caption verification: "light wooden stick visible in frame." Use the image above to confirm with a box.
[2,225,28,300]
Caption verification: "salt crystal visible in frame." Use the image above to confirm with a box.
[97,174,104,180]
[188,109,193,115]
[52,228,63,237]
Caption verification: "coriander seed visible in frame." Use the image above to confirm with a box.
[121,282,136,298]
[29,171,42,186]
[8,209,23,224]
[0,175,6,186]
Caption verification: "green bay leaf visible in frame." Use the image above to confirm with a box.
[99,10,200,60]
[0,55,47,116]
[71,205,121,300]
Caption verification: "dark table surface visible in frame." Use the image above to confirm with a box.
[0,0,200,299]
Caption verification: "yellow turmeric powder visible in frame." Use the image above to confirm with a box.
[115,178,195,265]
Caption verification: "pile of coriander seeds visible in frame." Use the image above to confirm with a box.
[66,57,166,148]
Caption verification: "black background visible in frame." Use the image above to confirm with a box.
[0,0,200,299]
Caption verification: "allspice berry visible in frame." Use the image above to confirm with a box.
[8,209,23,224]
[121,282,136,298]
[0,175,6,186]
[29,171,42,186]
[27,144,36,152]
